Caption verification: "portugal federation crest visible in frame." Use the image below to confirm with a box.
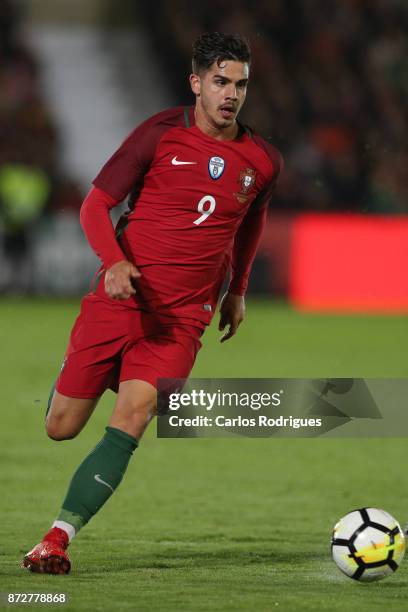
[234,168,256,203]
[208,156,225,180]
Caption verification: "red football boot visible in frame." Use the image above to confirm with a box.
[22,527,71,574]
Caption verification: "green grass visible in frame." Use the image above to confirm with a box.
[0,298,407,611]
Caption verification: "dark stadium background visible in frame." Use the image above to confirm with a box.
[1,0,407,305]
[0,1,407,610]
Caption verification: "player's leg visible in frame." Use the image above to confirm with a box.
[45,390,100,441]
[23,316,203,574]
[59,379,158,530]
[109,379,157,438]
[46,380,155,548]
[22,419,138,575]
[22,295,129,574]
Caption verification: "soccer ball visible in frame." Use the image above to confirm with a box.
[331,507,406,582]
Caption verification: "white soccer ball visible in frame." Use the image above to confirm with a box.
[331,507,406,582]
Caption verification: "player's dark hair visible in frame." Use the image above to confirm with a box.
[192,32,251,74]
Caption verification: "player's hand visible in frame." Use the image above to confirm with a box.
[104,260,141,300]
[218,292,245,343]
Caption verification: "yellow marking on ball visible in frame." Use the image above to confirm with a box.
[352,535,405,564]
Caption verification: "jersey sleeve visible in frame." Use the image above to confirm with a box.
[228,146,284,296]
[92,107,184,202]
[80,186,126,269]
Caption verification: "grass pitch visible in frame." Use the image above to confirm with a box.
[0,298,407,611]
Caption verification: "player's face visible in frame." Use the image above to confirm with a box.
[191,60,249,129]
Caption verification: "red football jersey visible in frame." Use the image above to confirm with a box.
[90,105,283,325]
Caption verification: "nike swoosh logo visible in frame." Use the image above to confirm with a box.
[94,474,114,492]
[171,156,197,166]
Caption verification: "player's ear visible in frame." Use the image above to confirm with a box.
[190,73,201,97]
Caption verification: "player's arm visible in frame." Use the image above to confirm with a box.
[219,146,283,342]
[81,111,174,299]
[80,187,140,300]
[218,200,268,342]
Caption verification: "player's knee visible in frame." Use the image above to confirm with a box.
[111,399,156,439]
[110,380,157,438]
[45,416,79,441]
[120,405,154,432]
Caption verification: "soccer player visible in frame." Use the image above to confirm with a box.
[22,32,283,574]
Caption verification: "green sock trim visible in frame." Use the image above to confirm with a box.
[57,509,85,533]
[105,426,138,450]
